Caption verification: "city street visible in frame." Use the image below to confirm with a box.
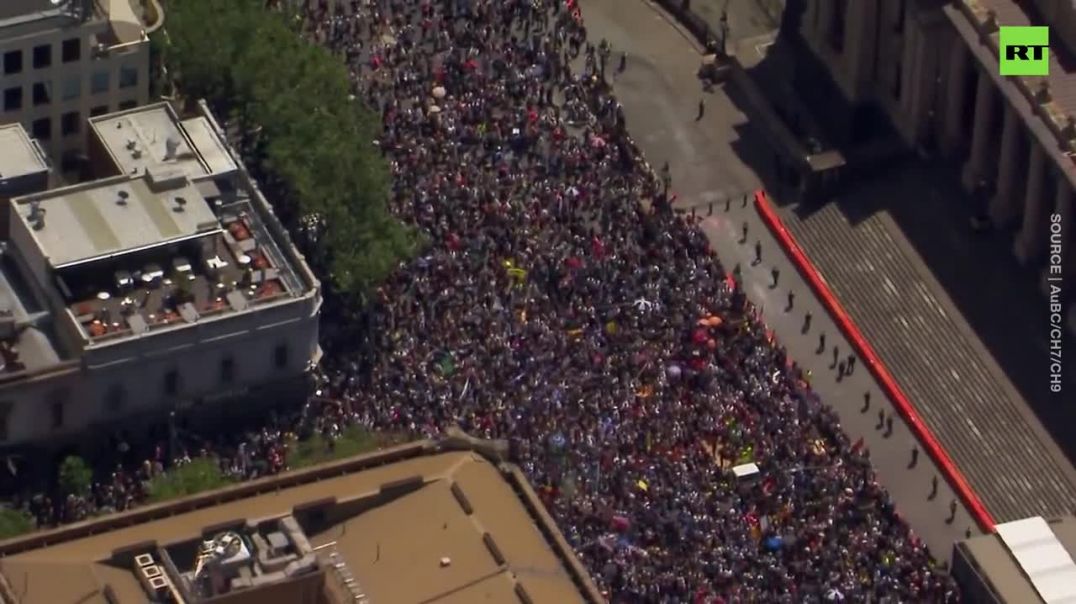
[579,0,981,560]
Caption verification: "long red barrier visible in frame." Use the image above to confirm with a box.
[753,190,996,532]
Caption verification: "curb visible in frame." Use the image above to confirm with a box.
[752,190,997,532]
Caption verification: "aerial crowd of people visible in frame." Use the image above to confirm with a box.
[8,0,959,601]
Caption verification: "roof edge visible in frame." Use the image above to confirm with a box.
[0,433,606,602]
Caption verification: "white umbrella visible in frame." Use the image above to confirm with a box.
[428,105,442,114]
[432,86,447,99]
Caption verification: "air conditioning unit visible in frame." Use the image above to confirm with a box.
[140,565,162,579]
[137,564,170,598]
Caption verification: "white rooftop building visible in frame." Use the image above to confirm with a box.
[0,101,321,449]
[0,0,159,170]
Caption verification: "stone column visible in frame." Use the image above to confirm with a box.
[942,43,970,157]
[962,71,996,191]
[909,22,936,146]
[1014,143,1048,264]
[817,0,836,47]
[844,0,878,98]
[803,0,819,39]
[899,17,919,115]
[989,108,1023,227]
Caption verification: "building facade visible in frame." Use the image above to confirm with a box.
[0,101,321,448]
[798,0,1076,332]
[0,0,156,171]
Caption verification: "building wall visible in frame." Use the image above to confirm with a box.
[799,0,1076,332]
[0,17,149,170]
[0,294,319,446]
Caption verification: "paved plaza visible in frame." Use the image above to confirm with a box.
[578,0,1076,546]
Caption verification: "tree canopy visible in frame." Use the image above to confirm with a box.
[0,507,33,540]
[58,455,92,497]
[158,0,415,297]
[146,458,234,503]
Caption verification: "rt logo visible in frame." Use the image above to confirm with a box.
[1000,26,1049,76]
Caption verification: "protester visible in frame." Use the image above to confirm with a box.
[8,1,957,601]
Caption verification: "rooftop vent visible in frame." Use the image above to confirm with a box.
[28,201,45,231]
[173,196,187,212]
[116,190,130,206]
[164,136,180,160]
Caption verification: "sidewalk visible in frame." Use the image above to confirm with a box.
[578,0,981,560]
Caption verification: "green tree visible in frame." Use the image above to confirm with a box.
[287,427,384,469]
[0,507,33,540]
[58,455,92,497]
[157,0,417,298]
[146,458,234,503]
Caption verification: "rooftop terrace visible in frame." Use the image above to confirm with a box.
[53,184,298,344]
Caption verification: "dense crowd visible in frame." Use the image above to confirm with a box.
[7,0,959,601]
[305,0,958,601]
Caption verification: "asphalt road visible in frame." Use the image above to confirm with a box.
[578,0,982,560]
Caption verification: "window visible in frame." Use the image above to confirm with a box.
[164,369,179,395]
[273,344,289,369]
[3,50,22,75]
[31,81,51,106]
[61,38,80,63]
[51,401,64,429]
[32,44,51,69]
[31,117,50,141]
[61,75,80,101]
[119,64,138,89]
[61,111,80,136]
[221,356,236,384]
[90,70,110,94]
[2,87,21,112]
[118,99,137,110]
[90,104,109,117]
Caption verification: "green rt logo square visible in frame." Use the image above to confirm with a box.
[1000,26,1049,76]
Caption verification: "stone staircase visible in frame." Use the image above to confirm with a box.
[782,203,1076,521]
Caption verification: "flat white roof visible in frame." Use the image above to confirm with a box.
[180,117,237,175]
[90,104,215,180]
[14,174,220,268]
[996,517,1076,604]
[0,123,48,181]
